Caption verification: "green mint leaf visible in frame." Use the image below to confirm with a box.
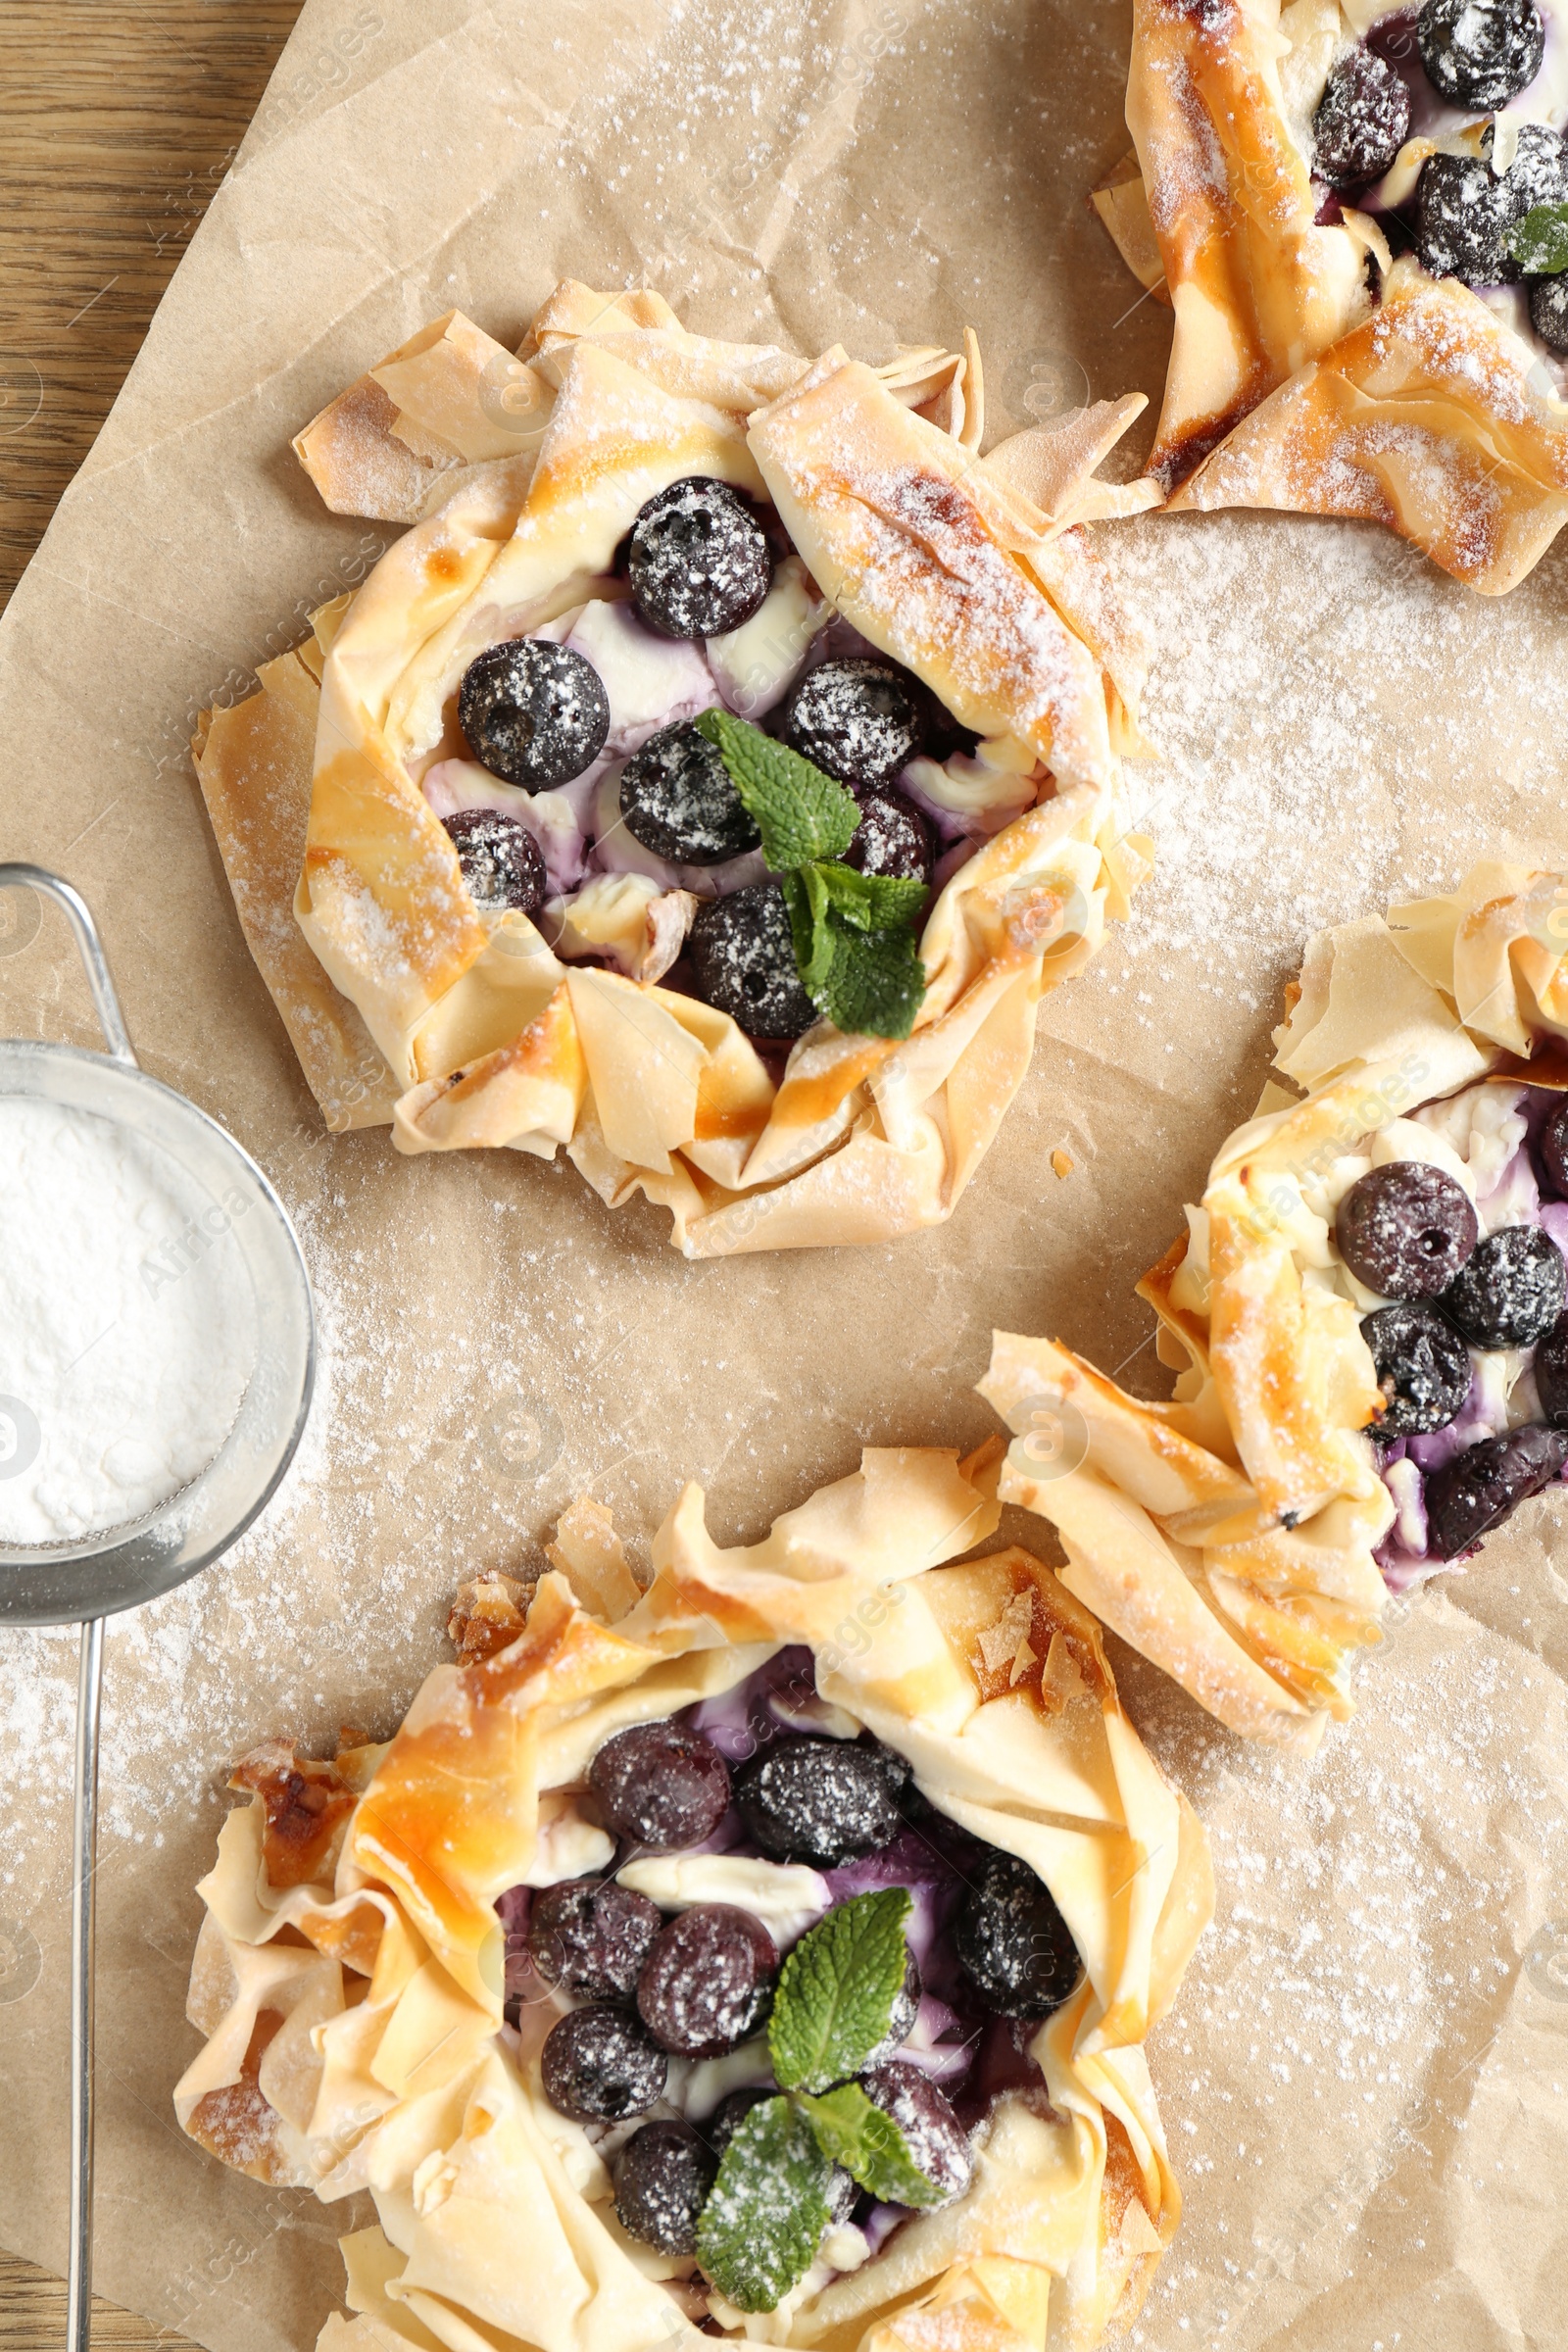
[812,860,930,934]
[695,2094,831,2314]
[693,709,859,869]
[811,913,928,1041]
[769,1887,912,2093]
[797,2082,947,2208]
[1507,202,1568,273]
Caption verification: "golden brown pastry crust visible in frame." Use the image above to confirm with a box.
[200,285,1157,1254]
[980,863,1568,1748]
[1104,0,1568,589]
[175,1449,1212,2352]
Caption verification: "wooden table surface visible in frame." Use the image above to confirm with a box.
[0,0,307,614]
[0,4,308,2329]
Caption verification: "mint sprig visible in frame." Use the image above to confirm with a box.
[697,2095,831,2315]
[783,869,930,1040]
[695,710,930,1042]
[694,1889,952,2314]
[1508,201,1568,274]
[769,1886,913,2093]
[797,2082,947,2208]
[694,708,858,868]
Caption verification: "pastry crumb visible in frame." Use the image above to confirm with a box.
[1051,1149,1074,1179]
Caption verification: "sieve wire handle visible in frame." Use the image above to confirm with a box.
[0,862,127,2348]
[67,1622,103,2352]
[0,864,136,1067]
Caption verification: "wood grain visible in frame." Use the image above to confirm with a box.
[0,2253,171,2352]
[0,0,308,614]
[0,1,306,2323]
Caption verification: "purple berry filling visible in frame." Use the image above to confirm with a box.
[1368,1082,1568,1585]
[497,1644,1077,2279]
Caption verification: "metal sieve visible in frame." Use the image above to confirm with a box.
[0,865,316,2352]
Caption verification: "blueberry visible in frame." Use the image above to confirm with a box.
[614,2121,716,2255]
[733,1739,908,1867]
[909,682,979,765]
[617,722,761,865]
[1424,1423,1568,1558]
[1531,275,1568,352]
[955,1849,1081,2020]
[540,2004,667,2121]
[636,1904,779,2057]
[458,639,610,791]
[843,791,935,885]
[588,1721,731,1851]
[1440,1224,1566,1348]
[707,2085,774,2155]
[1418,124,1568,287]
[627,478,772,640]
[863,1951,922,2067]
[1312,48,1411,187]
[707,2091,858,2224]
[1545,1103,1568,1197]
[1534,1308,1568,1422]
[781,660,926,791]
[1335,1162,1478,1297]
[526,1878,662,2002]
[1418,0,1544,110]
[858,2062,973,2205]
[687,882,818,1041]
[1521,262,1568,357]
[441,808,547,915]
[1418,153,1516,286]
[1360,1299,1473,1438]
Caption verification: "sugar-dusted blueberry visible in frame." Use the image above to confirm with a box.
[526,1877,662,2002]
[458,639,610,791]
[1418,153,1515,286]
[733,1738,908,1867]
[707,2091,858,2224]
[1418,0,1544,111]
[540,2004,667,2122]
[1544,1101,1568,1197]
[617,721,761,865]
[636,1904,779,2057]
[1335,1162,1478,1298]
[589,1720,731,1851]
[1441,1223,1566,1348]
[956,1848,1081,2020]
[1534,1308,1568,1423]
[688,882,818,1040]
[707,2085,774,2156]
[627,478,772,640]
[781,659,926,791]
[614,2121,717,2255]
[1424,1423,1568,1558]
[1418,123,1568,288]
[844,790,935,885]
[1360,1299,1472,1438]
[1312,48,1411,188]
[441,808,547,916]
[1531,273,1568,353]
[858,2061,973,2205]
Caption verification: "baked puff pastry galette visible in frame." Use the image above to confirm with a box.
[176,1445,1213,2352]
[195,284,1157,1254]
[1098,0,1568,589]
[982,863,1568,1753]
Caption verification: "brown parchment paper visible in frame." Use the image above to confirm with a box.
[4,2,1568,2349]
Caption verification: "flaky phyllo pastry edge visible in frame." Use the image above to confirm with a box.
[981,862,1568,1753]
[193,282,1158,1256]
[174,1446,1213,2352]
[1096,0,1568,591]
